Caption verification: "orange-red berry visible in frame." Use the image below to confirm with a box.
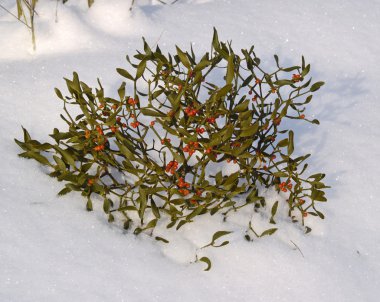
[93,144,105,152]
[179,189,190,196]
[206,117,216,124]
[204,147,213,154]
[130,121,140,128]
[196,127,205,134]
[96,125,104,135]
[184,106,198,117]
[273,117,281,126]
[128,98,138,106]
[165,160,178,174]
[292,74,302,82]
[161,138,171,144]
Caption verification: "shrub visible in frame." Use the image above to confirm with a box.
[15,29,328,268]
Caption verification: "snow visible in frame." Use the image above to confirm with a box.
[1,0,380,301]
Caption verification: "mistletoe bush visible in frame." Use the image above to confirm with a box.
[15,29,328,262]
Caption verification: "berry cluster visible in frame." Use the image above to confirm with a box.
[165,160,179,174]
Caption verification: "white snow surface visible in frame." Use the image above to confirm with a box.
[1,0,380,301]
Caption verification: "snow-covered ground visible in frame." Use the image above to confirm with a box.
[1,0,380,301]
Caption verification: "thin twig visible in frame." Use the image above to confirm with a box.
[153,30,165,48]
[21,0,39,16]
[290,240,304,258]
[0,3,31,29]
[55,0,59,23]
[129,0,135,11]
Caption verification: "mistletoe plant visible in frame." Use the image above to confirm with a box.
[15,29,328,265]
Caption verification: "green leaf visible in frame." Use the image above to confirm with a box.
[57,187,72,196]
[282,66,300,72]
[211,230,232,243]
[223,172,239,186]
[151,200,161,218]
[143,218,158,231]
[155,236,169,243]
[53,146,76,168]
[260,228,277,237]
[310,81,325,92]
[176,220,188,230]
[212,27,220,51]
[199,256,212,271]
[176,46,191,69]
[311,119,320,125]
[22,126,31,142]
[215,171,223,185]
[277,138,289,148]
[54,88,64,100]
[226,54,235,85]
[315,210,325,219]
[138,188,147,220]
[274,80,294,86]
[214,240,230,247]
[118,82,126,100]
[136,59,147,79]
[194,57,211,72]
[271,201,279,217]
[308,173,325,180]
[311,189,327,201]
[274,54,280,67]
[233,99,249,113]
[241,122,259,137]
[115,141,135,159]
[301,64,310,77]
[288,130,294,155]
[116,68,134,81]
[186,206,205,221]
[108,213,115,223]
[18,151,50,166]
[140,107,166,117]
[246,188,261,204]
[124,220,131,230]
[272,171,287,177]
[103,198,110,214]
[86,199,93,211]
[242,74,254,87]
[216,84,232,100]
